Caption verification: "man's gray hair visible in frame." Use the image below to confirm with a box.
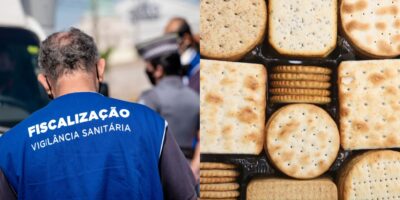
[38,27,99,80]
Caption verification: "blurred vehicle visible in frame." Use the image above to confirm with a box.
[0,0,49,131]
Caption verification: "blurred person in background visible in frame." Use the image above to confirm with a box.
[164,17,201,182]
[136,34,200,181]
[164,17,200,94]
[0,28,196,200]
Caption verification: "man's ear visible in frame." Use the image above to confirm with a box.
[96,58,106,82]
[154,64,164,79]
[37,73,50,93]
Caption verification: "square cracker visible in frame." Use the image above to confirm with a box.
[338,59,400,150]
[268,0,337,57]
[200,59,266,154]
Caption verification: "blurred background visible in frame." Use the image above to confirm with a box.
[0,0,199,128]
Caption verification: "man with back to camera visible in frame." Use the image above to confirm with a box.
[0,28,197,200]
[164,18,201,180]
[164,17,200,94]
[136,34,200,180]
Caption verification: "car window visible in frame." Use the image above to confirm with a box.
[0,27,48,127]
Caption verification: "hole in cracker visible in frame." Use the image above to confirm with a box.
[364,103,368,106]
[239,40,243,44]
[224,25,229,28]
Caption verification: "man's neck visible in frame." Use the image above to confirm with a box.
[52,73,98,98]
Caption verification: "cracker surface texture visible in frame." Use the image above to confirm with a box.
[266,104,339,179]
[340,0,400,58]
[200,0,267,61]
[247,177,338,200]
[338,150,400,200]
[200,59,267,154]
[339,59,400,150]
[269,0,337,57]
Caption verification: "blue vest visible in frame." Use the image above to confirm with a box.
[0,92,166,200]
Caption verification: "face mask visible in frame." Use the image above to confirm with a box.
[180,47,196,66]
[95,65,102,93]
[45,76,54,100]
[145,69,156,86]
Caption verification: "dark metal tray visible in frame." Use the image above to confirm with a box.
[200,1,400,199]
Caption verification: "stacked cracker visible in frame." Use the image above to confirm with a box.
[338,150,400,200]
[270,65,332,104]
[340,0,400,58]
[265,104,340,179]
[338,59,400,150]
[247,177,338,200]
[200,59,267,155]
[200,162,240,200]
[268,0,337,57]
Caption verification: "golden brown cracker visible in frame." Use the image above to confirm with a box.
[200,183,240,191]
[200,162,236,170]
[270,95,331,104]
[271,81,331,89]
[270,88,330,96]
[270,73,330,81]
[200,191,240,198]
[200,177,237,184]
[272,65,332,74]
[265,104,339,179]
[200,170,239,178]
